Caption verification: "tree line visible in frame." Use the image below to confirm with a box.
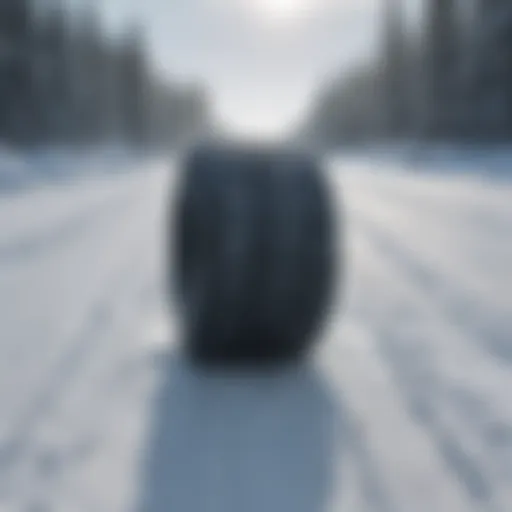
[302,0,512,146]
[0,0,210,149]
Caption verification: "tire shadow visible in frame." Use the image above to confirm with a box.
[135,352,343,512]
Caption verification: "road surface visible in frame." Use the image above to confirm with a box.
[0,157,511,512]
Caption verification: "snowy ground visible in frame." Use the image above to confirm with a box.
[0,146,153,192]
[0,156,511,511]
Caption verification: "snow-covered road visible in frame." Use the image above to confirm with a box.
[0,158,511,511]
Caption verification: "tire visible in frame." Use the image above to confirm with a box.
[170,143,337,368]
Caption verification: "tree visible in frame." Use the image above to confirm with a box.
[33,2,74,144]
[0,0,211,149]
[72,7,111,145]
[382,0,408,138]
[0,0,35,144]
[117,24,149,147]
[423,0,460,139]
[472,0,512,139]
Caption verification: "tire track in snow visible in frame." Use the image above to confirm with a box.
[352,213,512,364]
[321,324,480,512]
[0,189,140,266]
[347,184,511,311]
[349,221,512,509]
[0,187,158,482]
[348,209,512,415]
[350,175,512,232]
[0,173,170,511]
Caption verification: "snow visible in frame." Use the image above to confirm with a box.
[0,154,511,511]
[332,144,512,180]
[0,146,155,194]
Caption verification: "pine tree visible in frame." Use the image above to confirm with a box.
[473,0,512,139]
[117,24,149,147]
[0,0,34,145]
[70,6,112,146]
[35,2,74,144]
[423,0,459,139]
[382,0,408,138]
[100,39,123,145]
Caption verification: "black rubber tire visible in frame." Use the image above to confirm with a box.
[170,143,337,368]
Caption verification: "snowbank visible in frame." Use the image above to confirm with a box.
[0,145,34,191]
[331,143,512,181]
[0,145,159,193]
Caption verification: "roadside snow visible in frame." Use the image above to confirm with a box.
[332,144,512,180]
[0,146,157,193]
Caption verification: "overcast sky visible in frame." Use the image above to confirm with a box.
[76,0,392,136]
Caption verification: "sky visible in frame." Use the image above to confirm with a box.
[73,0,388,136]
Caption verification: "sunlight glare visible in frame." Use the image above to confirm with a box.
[251,0,318,25]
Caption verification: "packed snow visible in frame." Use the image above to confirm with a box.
[0,155,511,511]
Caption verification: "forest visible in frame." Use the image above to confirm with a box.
[303,1,512,146]
[0,0,210,149]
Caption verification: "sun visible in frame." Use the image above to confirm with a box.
[250,0,316,25]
